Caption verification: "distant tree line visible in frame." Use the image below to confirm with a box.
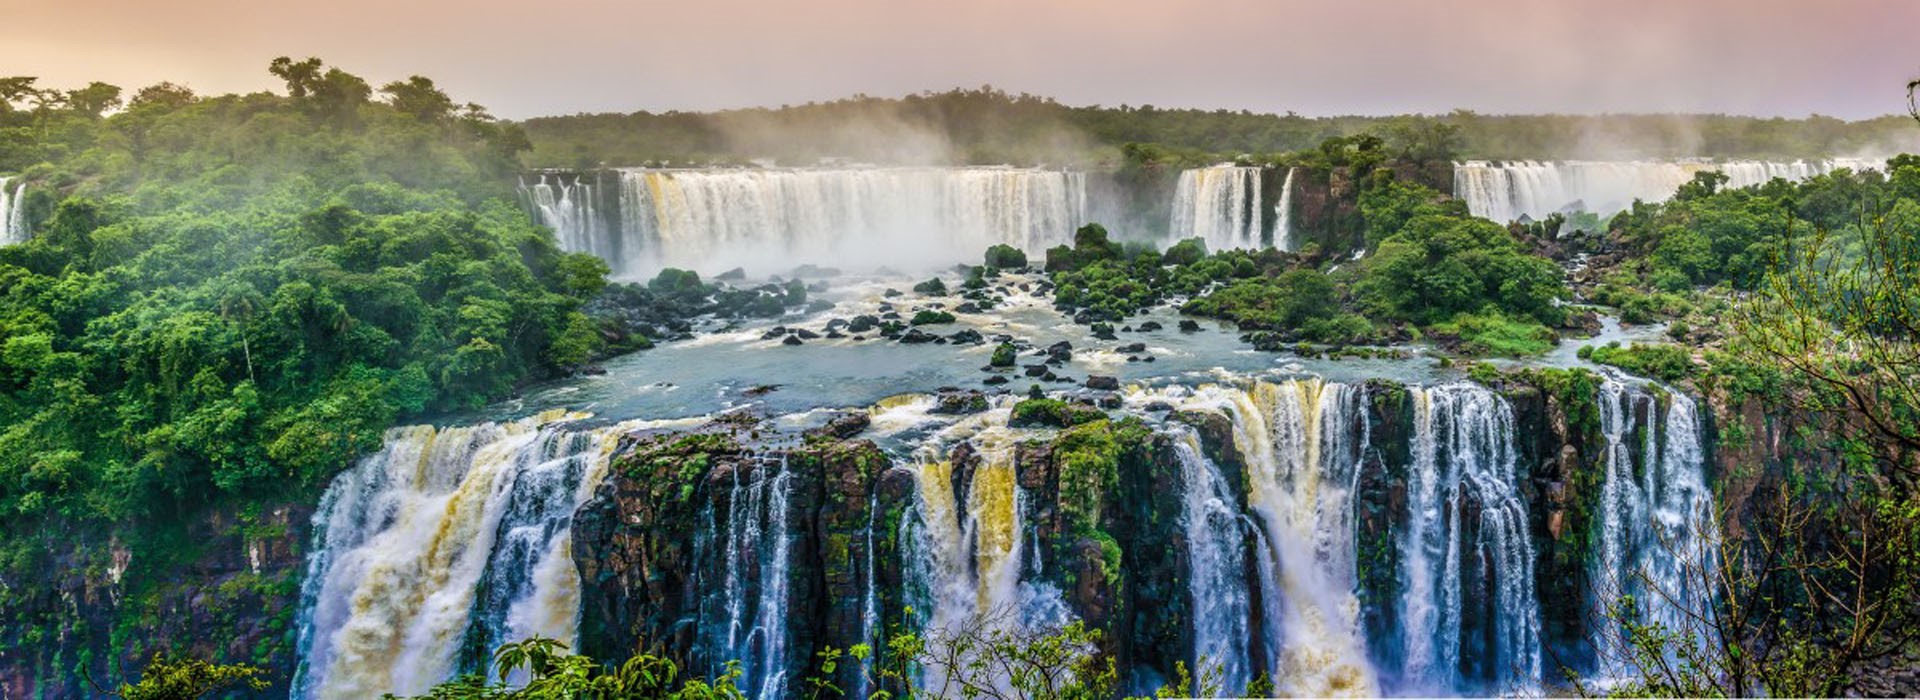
[517,87,1919,169]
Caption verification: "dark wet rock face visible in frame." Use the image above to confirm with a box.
[573,414,909,694]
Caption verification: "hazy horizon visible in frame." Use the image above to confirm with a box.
[6,0,1918,121]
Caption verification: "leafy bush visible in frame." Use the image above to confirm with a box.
[1357,211,1567,327]
[912,277,948,295]
[1008,398,1106,428]
[1580,342,1696,382]
[1162,237,1208,266]
[984,243,1027,269]
[909,310,956,325]
[1428,311,1558,357]
[1181,269,1336,330]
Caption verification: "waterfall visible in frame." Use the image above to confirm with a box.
[1235,380,1375,696]
[1590,377,1721,679]
[902,424,1075,695]
[910,441,1030,628]
[520,167,1086,277]
[1161,380,1377,696]
[519,173,642,275]
[1171,165,1265,252]
[1398,384,1542,692]
[0,177,24,245]
[852,493,882,700]
[1274,167,1297,252]
[699,456,799,699]
[1453,158,1886,222]
[1173,430,1254,693]
[289,412,618,700]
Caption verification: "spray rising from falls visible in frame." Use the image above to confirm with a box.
[1453,158,1886,222]
[521,168,1086,277]
[1590,377,1721,677]
[0,176,25,245]
[290,412,620,700]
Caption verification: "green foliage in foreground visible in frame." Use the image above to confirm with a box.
[392,638,745,700]
[403,619,1144,700]
[117,654,269,700]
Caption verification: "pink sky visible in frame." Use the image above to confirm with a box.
[4,0,1917,119]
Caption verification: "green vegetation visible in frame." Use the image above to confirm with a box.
[0,60,600,534]
[1037,176,1567,355]
[909,309,955,325]
[911,277,947,295]
[1581,157,1918,326]
[1007,397,1107,429]
[1579,342,1696,381]
[1426,311,1558,357]
[983,243,1027,269]
[989,341,1016,368]
[1179,269,1376,345]
[1355,180,1567,328]
[0,60,624,682]
[117,653,269,700]
[397,637,745,699]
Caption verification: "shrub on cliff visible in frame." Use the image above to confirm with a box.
[1008,397,1106,428]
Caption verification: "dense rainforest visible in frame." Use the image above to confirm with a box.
[1,60,1918,700]
[0,60,623,683]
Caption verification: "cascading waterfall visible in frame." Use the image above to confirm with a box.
[700,456,799,700]
[1171,165,1265,252]
[1398,384,1542,693]
[1233,380,1375,696]
[290,412,619,700]
[909,440,1030,629]
[520,174,616,265]
[1590,377,1721,678]
[281,375,1732,699]
[573,167,1085,276]
[852,493,882,700]
[1453,158,1886,222]
[1173,430,1254,693]
[0,176,25,245]
[1273,167,1297,252]
[902,421,1075,695]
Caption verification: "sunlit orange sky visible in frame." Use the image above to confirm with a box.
[5,0,1917,119]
